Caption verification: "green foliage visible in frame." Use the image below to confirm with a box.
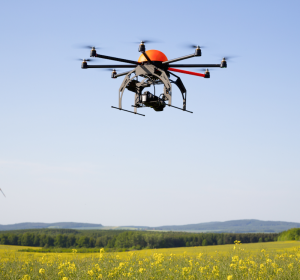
[278,228,300,241]
[0,229,279,250]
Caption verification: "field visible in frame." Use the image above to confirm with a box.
[1,241,300,279]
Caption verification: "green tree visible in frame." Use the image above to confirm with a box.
[55,234,66,247]
[45,235,54,247]
[89,237,95,248]
[0,234,8,245]
[21,233,33,246]
[202,239,207,246]
[8,234,18,245]
[66,235,76,247]
[33,234,40,246]
[77,236,90,248]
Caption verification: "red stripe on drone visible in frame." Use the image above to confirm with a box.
[168,67,205,77]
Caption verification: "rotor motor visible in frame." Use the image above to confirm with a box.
[221,58,227,68]
[194,46,201,56]
[90,47,97,57]
[139,41,146,52]
[81,60,88,69]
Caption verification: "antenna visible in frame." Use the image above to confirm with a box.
[0,188,6,197]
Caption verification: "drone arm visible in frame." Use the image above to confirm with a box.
[167,64,221,68]
[168,67,206,78]
[85,64,137,68]
[162,54,195,65]
[95,54,140,65]
[114,70,132,78]
[142,52,152,63]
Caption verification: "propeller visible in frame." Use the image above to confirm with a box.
[183,44,206,49]
[76,45,101,49]
[0,188,6,197]
[132,39,160,44]
[197,68,216,72]
[75,58,95,62]
[219,56,237,61]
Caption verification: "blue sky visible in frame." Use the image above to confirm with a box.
[0,0,299,226]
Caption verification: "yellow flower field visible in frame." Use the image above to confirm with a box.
[1,241,300,279]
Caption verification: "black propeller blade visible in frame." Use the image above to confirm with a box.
[0,188,6,197]
[197,68,216,72]
[184,44,206,49]
[132,39,160,44]
[75,58,95,62]
[76,45,101,49]
[220,56,237,61]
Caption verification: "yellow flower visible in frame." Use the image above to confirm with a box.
[276,268,283,273]
[232,256,239,262]
[63,278,68,280]
[197,253,203,259]
[212,266,219,276]
[87,270,94,276]
[227,276,233,280]
[39,268,45,274]
[139,268,145,273]
[22,276,30,280]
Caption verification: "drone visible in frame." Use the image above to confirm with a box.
[81,42,227,116]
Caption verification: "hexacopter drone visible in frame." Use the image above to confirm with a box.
[81,42,227,116]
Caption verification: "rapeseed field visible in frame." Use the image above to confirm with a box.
[1,241,300,279]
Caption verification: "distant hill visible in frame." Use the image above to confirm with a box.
[152,219,300,233]
[0,222,103,231]
[1,220,300,233]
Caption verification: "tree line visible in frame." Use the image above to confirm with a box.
[278,228,300,241]
[0,230,279,249]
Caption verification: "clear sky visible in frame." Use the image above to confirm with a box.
[0,0,299,227]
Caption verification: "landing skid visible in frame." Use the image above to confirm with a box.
[166,104,193,114]
[111,106,145,117]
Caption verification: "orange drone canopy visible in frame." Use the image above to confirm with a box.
[138,50,168,63]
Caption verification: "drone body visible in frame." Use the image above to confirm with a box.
[81,42,227,116]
